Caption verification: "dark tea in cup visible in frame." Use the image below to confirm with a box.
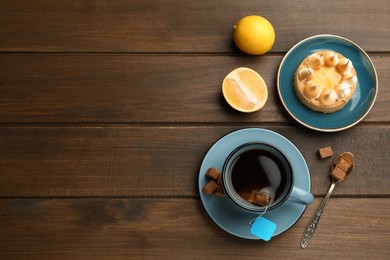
[223,142,298,212]
[231,148,289,206]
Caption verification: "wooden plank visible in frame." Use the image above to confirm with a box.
[0,125,388,197]
[0,198,388,258]
[0,0,389,52]
[0,55,387,123]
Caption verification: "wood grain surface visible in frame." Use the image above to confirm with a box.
[0,198,389,259]
[0,54,387,123]
[0,0,389,52]
[0,0,389,258]
[0,125,389,197]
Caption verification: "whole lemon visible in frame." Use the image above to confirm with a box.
[233,15,275,55]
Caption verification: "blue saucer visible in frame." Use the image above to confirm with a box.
[277,34,378,132]
[198,128,311,240]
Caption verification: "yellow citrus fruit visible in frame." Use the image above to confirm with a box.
[233,15,275,55]
[222,67,268,112]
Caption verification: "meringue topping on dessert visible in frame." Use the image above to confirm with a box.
[294,50,358,113]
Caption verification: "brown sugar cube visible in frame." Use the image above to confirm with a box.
[203,180,218,195]
[335,157,351,172]
[205,167,221,180]
[318,146,333,159]
[216,173,223,185]
[215,184,225,197]
[331,167,347,181]
[248,191,256,204]
[239,191,251,201]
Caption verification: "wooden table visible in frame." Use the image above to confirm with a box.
[0,1,389,258]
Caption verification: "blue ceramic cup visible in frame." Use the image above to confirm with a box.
[222,142,313,214]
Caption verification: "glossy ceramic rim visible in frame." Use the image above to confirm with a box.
[277,34,378,132]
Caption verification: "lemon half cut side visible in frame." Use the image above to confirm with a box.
[222,67,268,113]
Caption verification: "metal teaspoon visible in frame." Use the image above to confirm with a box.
[300,152,355,248]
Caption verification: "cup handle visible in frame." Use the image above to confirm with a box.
[288,186,314,205]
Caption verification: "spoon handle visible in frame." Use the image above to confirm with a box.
[300,182,336,248]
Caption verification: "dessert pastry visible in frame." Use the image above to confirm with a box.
[294,51,358,113]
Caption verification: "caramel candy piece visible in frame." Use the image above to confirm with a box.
[331,167,347,181]
[318,146,333,159]
[335,157,351,172]
[205,167,221,180]
[215,185,225,197]
[203,180,217,195]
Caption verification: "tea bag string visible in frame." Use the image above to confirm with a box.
[249,205,269,226]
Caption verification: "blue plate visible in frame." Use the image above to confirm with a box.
[277,34,378,132]
[198,128,311,240]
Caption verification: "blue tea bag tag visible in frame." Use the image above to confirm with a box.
[250,216,276,241]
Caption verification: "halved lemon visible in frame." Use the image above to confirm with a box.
[222,67,268,112]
